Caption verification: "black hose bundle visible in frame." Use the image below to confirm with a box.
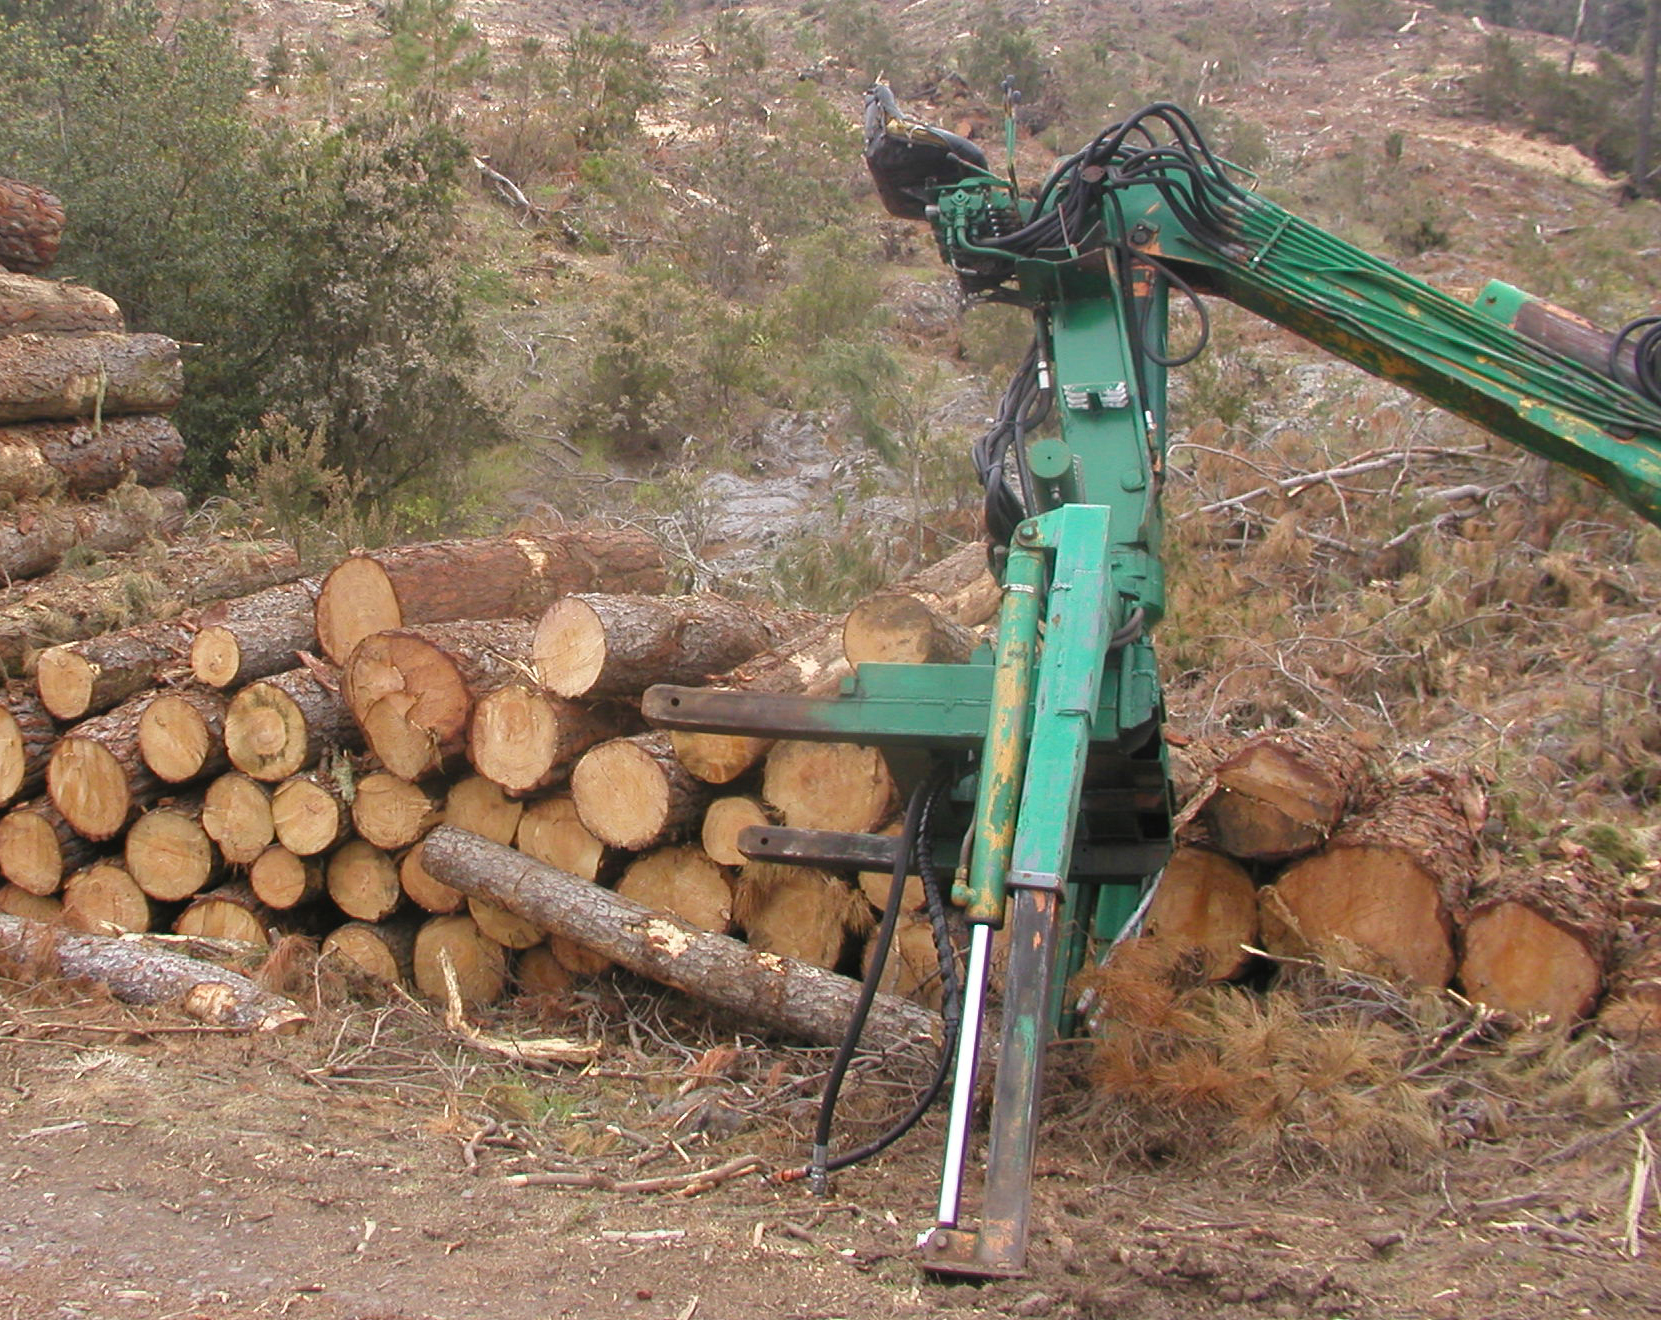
[1612,314,1661,408]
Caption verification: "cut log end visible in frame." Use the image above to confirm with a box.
[189,626,243,689]
[125,805,216,902]
[315,556,401,666]
[1142,846,1258,982]
[47,736,131,841]
[1459,902,1603,1026]
[201,772,275,866]
[616,845,733,934]
[35,646,97,722]
[534,596,608,696]
[62,862,152,935]
[413,914,507,1006]
[137,691,224,784]
[270,774,348,857]
[327,839,402,923]
[249,845,324,911]
[225,685,309,781]
[572,732,707,851]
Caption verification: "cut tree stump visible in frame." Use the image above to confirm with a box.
[1200,731,1376,862]
[62,860,152,935]
[36,613,196,722]
[468,684,638,797]
[327,839,403,923]
[248,845,324,911]
[0,272,121,335]
[200,771,275,866]
[0,486,186,584]
[0,416,183,498]
[763,740,895,835]
[188,577,321,691]
[572,731,711,850]
[174,881,276,947]
[701,795,771,868]
[136,687,228,784]
[1257,771,1482,988]
[0,797,97,894]
[322,918,418,985]
[46,693,162,840]
[124,795,218,901]
[350,772,441,851]
[313,528,666,665]
[0,913,306,1032]
[270,772,349,856]
[420,826,941,1050]
[412,912,507,1006]
[733,862,872,970]
[0,684,56,807]
[616,845,733,934]
[0,180,65,274]
[1141,845,1258,981]
[0,332,183,423]
[224,663,357,782]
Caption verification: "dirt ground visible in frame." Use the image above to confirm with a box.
[3,965,1660,1320]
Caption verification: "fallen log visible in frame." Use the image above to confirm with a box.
[0,179,65,274]
[571,730,711,850]
[0,332,183,423]
[224,663,357,781]
[36,611,195,721]
[1199,731,1376,862]
[0,415,183,498]
[313,528,666,665]
[0,684,55,807]
[0,912,306,1032]
[0,796,98,894]
[0,485,186,584]
[421,826,941,1050]
[188,577,321,691]
[0,272,122,335]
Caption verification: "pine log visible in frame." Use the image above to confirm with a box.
[0,539,301,678]
[399,837,465,915]
[467,896,543,950]
[547,933,614,978]
[763,740,895,834]
[857,820,925,912]
[270,771,350,856]
[224,663,357,781]
[327,839,403,922]
[351,772,441,852]
[1257,771,1482,988]
[62,860,153,935]
[1200,731,1377,862]
[420,826,941,1049]
[468,683,638,797]
[515,942,574,996]
[124,795,218,901]
[534,592,782,698]
[0,416,183,499]
[136,687,228,784]
[0,913,306,1032]
[0,684,56,807]
[1597,923,1661,1048]
[863,914,946,1010]
[313,528,667,665]
[514,795,617,884]
[188,577,321,691]
[701,795,771,868]
[0,332,183,423]
[173,881,276,947]
[0,884,61,921]
[200,771,275,865]
[343,620,533,781]
[0,180,65,274]
[46,693,162,840]
[1457,856,1616,1025]
[616,845,734,934]
[733,862,871,969]
[0,485,186,584]
[842,595,976,667]
[36,613,195,722]
[0,272,121,335]
[321,917,418,985]
[0,797,97,894]
[248,845,324,911]
[572,731,711,850]
[445,775,522,846]
[1142,845,1258,981]
[412,912,507,1006]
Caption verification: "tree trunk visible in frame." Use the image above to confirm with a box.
[534,592,784,698]
[200,770,275,865]
[513,794,617,883]
[326,838,403,922]
[0,332,183,422]
[136,687,228,784]
[313,528,666,665]
[571,730,711,850]
[248,845,324,911]
[616,845,734,934]
[701,794,771,868]
[420,826,941,1050]
[468,683,638,796]
[444,774,523,846]
[0,684,56,807]
[0,415,184,498]
[1457,855,1616,1025]
[223,663,357,782]
[0,912,306,1032]
[342,619,534,781]
[1257,771,1482,988]
[0,272,122,335]
[0,180,65,275]
[36,612,196,721]
[174,881,277,946]
[1142,845,1258,981]
[124,794,219,901]
[349,771,441,851]
[0,485,186,584]
[46,692,162,840]
[188,577,321,690]
[763,740,896,835]
[270,771,349,856]
[412,912,507,1006]
[322,917,418,985]
[62,860,153,935]
[733,862,871,969]
[1199,731,1375,862]
[0,796,98,894]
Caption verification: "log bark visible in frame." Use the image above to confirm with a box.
[188,577,321,690]
[224,663,357,781]
[0,180,65,275]
[0,273,122,335]
[514,795,616,884]
[571,731,711,850]
[200,771,275,865]
[1257,771,1482,988]
[1457,855,1616,1025]
[313,528,667,665]
[124,794,218,901]
[326,839,402,922]
[174,881,276,946]
[322,917,418,985]
[763,740,896,835]
[616,845,734,934]
[534,592,783,698]
[62,860,153,935]
[412,912,507,1006]
[701,794,771,868]
[0,684,56,807]
[0,332,183,423]
[136,687,228,784]
[46,693,163,840]
[421,826,941,1050]
[733,862,872,970]
[0,485,186,584]
[1142,845,1258,981]
[36,613,195,721]
[350,771,441,851]
[270,771,349,856]
[248,845,324,911]
[343,620,533,781]
[468,683,638,797]
[0,913,306,1032]
[0,416,183,498]
[0,797,97,894]
[1199,731,1377,862]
